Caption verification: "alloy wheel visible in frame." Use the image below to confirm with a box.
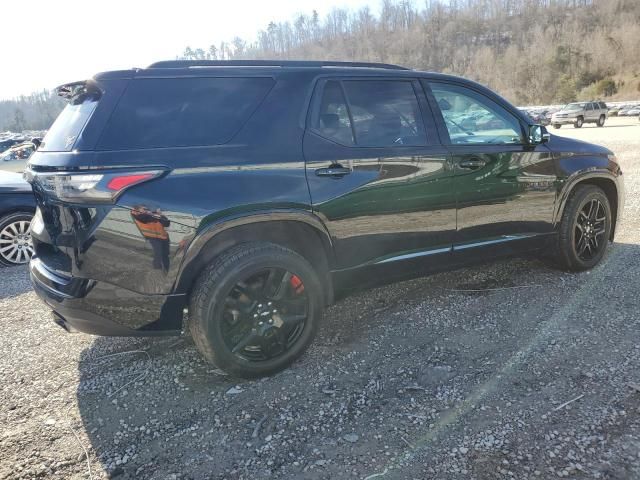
[220,267,308,362]
[0,219,34,265]
[574,199,607,261]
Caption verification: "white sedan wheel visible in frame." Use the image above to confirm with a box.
[0,217,34,265]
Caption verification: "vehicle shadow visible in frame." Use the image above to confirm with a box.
[0,264,34,300]
[74,241,639,478]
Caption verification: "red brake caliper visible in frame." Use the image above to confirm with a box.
[290,274,305,294]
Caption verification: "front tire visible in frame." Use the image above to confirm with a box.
[553,124,561,129]
[188,243,323,378]
[554,185,611,271]
[574,116,584,128]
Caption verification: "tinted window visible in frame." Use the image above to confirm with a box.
[429,82,522,145]
[586,103,593,110]
[314,81,354,146]
[98,77,274,150]
[342,80,426,147]
[41,94,99,152]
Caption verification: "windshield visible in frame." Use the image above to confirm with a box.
[40,92,99,151]
[563,102,587,111]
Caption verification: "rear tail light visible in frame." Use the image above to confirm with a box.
[27,169,164,203]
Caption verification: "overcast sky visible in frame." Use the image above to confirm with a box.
[1,0,378,100]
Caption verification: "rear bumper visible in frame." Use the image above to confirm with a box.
[30,257,184,336]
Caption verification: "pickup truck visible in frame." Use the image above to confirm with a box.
[551,101,608,128]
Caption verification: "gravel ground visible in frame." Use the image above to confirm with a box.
[1,117,639,480]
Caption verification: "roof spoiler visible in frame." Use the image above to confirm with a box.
[55,81,87,99]
[55,80,102,100]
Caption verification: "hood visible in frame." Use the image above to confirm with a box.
[546,134,612,156]
[0,169,32,193]
[554,108,581,114]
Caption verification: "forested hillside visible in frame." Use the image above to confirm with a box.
[0,91,64,132]
[183,0,640,105]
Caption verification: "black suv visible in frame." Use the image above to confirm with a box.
[27,60,624,377]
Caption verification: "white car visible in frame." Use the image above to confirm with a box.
[618,105,640,116]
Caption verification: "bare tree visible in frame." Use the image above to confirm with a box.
[182,0,640,105]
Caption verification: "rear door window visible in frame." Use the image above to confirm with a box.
[97,77,274,150]
[313,80,355,146]
[310,79,428,147]
[342,80,427,147]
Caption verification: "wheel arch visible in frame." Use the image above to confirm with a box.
[174,211,336,305]
[556,173,620,240]
[0,206,36,219]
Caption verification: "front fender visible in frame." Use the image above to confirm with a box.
[553,169,624,234]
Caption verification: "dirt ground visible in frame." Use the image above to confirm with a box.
[1,117,639,480]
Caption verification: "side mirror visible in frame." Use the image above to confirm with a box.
[529,124,550,145]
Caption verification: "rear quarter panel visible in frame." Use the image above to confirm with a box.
[30,71,315,296]
[0,192,36,215]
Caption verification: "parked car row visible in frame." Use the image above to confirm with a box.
[0,131,44,155]
[0,136,26,153]
[607,102,640,116]
[0,141,39,162]
[614,104,640,116]
[520,99,640,129]
[519,108,553,126]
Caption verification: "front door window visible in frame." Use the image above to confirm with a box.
[428,82,523,145]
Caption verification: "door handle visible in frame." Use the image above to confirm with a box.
[315,165,352,178]
[458,158,487,170]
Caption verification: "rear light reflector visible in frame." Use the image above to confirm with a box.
[107,173,155,191]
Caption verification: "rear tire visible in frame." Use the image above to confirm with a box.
[553,185,611,271]
[574,116,584,128]
[188,243,323,378]
[553,124,561,129]
[597,115,605,127]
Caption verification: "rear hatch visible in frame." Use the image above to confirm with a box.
[26,73,170,289]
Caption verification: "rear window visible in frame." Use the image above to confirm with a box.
[40,94,99,152]
[97,77,274,150]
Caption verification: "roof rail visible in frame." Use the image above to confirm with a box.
[147,60,410,70]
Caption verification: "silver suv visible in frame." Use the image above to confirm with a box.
[551,101,608,129]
